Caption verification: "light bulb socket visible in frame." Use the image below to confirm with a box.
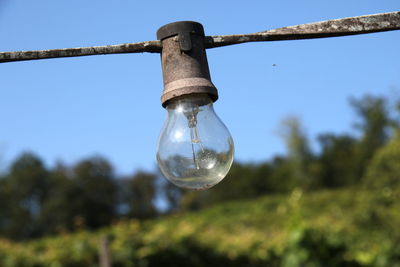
[157,21,218,107]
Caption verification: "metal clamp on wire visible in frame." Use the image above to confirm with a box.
[157,21,205,52]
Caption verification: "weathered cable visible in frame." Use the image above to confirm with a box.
[205,11,400,48]
[0,11,399,63]
[0,41,162,63]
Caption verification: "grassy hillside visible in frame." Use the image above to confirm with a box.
[0,187,399,267]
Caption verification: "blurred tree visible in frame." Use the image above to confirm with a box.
[364,131,400,189]
[71,156,117,229]
[278,116,316,189]
[180,190,209,211]
[0,152,49,239]
[267,156,299,192]
[163,178,183,213]
[0,177,10,235]
[208,163,259,202]
[316,134,357,187]
[180,162,275,210]
[124,171,157,219]
[39,162,78,233]
[203,163,267,206]
[351,95,393,181]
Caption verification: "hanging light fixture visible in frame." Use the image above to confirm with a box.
[155,21,234,190]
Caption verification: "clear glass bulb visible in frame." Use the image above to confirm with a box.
[157,94,234,190]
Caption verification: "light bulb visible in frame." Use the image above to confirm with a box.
[157,94,234,190]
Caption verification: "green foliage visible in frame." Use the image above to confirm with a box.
[316,134,358,187]
[279,116,315,189]
[351,95,393,181]
[364,132,400,189]
[0,187,399,267]
[281,228,362,267]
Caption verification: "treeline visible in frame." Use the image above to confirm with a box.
[0,155,161,240]
[0,93,398,241]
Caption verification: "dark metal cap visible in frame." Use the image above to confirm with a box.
[157,20,218,107]
[157,21,205,40]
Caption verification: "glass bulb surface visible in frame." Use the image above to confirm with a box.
[157,94,234,190]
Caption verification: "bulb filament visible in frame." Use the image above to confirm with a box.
[186,107,205,170]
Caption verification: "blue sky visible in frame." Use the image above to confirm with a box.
[0,0,399,175]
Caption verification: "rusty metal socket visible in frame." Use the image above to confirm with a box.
[157,21,218,107]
